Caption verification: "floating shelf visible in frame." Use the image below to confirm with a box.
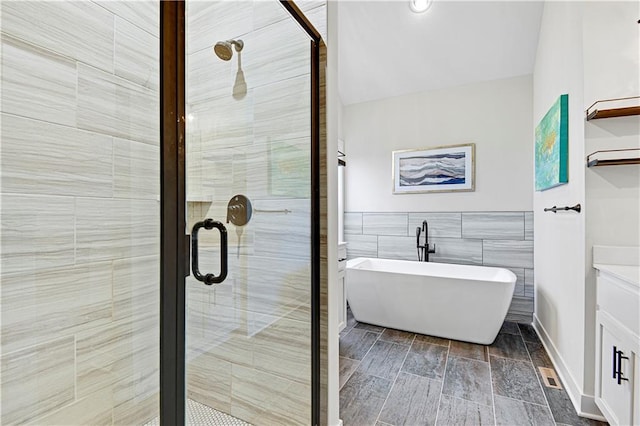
[586,96,640,121]
[586,148,640,167]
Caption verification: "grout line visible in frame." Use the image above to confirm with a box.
[433,338,451,426]
[488,348,498,426]
[373,332,416,425]
[523,333,556,421]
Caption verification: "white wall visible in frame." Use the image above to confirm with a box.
[533,1,639,419]
[532,0,589,415]
[583,0,640,401]
[344,75,533,212]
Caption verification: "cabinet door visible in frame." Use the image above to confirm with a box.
[598,322,634,425]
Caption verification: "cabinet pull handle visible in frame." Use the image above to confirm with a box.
[612,346,618,379]
[616,348,630,385]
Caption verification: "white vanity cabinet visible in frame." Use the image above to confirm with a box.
[594,263,640,425]
[337,243,348,332]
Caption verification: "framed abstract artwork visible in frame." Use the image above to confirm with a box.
[392,143,475,194]
[535,94,568,191]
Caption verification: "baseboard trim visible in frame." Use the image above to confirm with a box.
[333,420,343,426]
[532,314,605,422]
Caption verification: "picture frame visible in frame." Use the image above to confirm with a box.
[535,94,568,191]
[392,143,475,194]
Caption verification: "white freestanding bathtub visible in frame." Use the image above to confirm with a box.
[346,258,517,345]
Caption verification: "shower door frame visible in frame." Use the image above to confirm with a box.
[159,1,323,425]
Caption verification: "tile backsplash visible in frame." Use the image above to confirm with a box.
[345,211,534,323]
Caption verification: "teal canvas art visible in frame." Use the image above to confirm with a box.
[535,94,568,191]
[535,95,569,191]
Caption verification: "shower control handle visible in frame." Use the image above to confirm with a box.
[191,219,228,285]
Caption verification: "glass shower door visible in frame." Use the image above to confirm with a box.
[184,1,317,424]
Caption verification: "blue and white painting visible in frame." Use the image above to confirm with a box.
[393,144,475,193]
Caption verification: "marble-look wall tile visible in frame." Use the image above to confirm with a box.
[77,63,159,146]
[27,388,113,425]
[252,315,311,384]
[253,75,310,142]
[508,296,534,319]
[188,352,232,414]
[190,93,254,150]
[252,0,293,30]
[363,213,408,236]
[112,387,158,425]
[186,45,234,104]
[76,315,158,398]
[186,1,253,55]
[525,269,534,297]
[408,212,462,238]
[244,17,310,89]
[377,236,416,261]
[1,36,77,126]
[508,268,526,297]
[344,212,363,235]
[113,138,160,200]
[189,306,255,369]
[231,364,311,425]
[345,234,378,259]
[112,255,160,321]
[0,194,75,275]
[1,114,113,197]
[114,16,159,89]
[97,0,159,37]
[431,238,483,265]
[525,212,534,240]
[0,1,114,72]
[483,240,534,268]
[253,0,325,31]
[462,212,524,240]
[75,198,160,263]
[1,337,75,424]
[251,199,311,261]
[1,262,112,353]
[238,270,310,324]
[253,138,310,198]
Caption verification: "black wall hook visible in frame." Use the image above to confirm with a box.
[544,203,581,213]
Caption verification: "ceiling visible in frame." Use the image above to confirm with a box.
[337,1,544,105]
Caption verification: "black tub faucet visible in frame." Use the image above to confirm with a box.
[416,220,436,262]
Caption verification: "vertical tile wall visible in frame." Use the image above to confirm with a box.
[345,211,535,323]
[0,2,160,424]
[184,1,326,425]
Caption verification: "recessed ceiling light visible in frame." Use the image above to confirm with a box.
[410,0,432,13]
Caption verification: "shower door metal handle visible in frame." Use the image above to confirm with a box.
[191,219,228,285]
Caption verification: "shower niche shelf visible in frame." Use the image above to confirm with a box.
[586,96,640,121]
[587,148,640,167]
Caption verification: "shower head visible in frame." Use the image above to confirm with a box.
[213,39,244,61]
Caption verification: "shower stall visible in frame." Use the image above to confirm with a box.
[0,1,326,424]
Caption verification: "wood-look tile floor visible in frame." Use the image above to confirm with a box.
[339,308,608,426]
